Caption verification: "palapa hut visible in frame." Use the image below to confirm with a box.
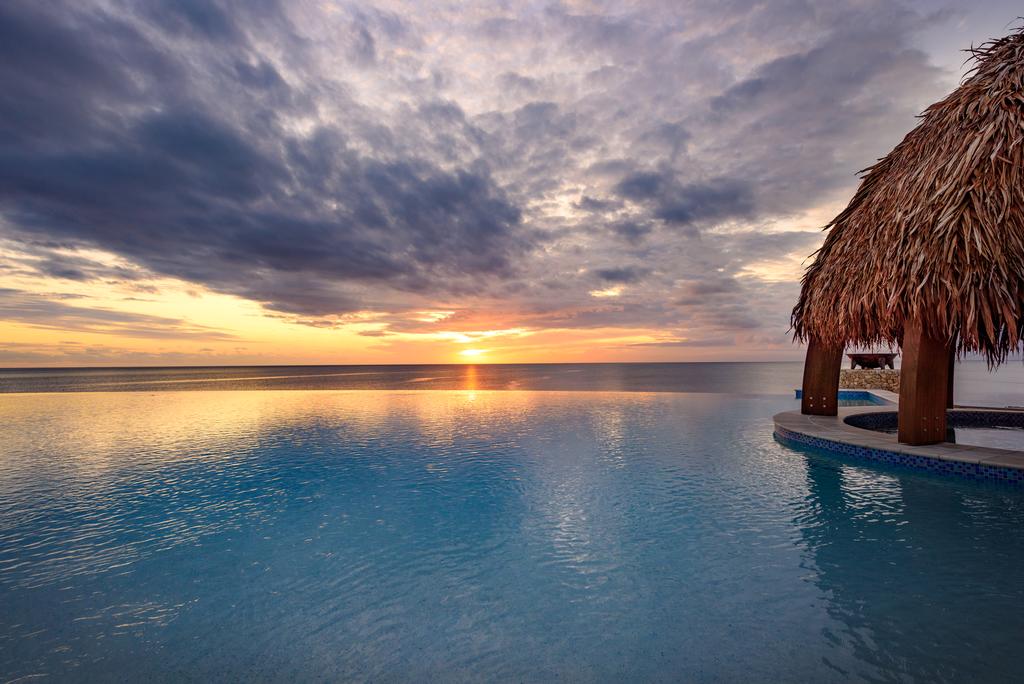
[792,28,1024,445]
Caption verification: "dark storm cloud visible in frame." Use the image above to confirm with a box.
[614,172,755,230]
[0,288,235,339]
[608,221,653,245]
[575,196,622,212]
[0,0,527,317]
[594,267,648,284]
[30,253,143,283]
[0,340,262,365]
[498,72,541,96]
[349,20,378,66]
[626,336,738,349]
[139,0,238,41]
[675,277,740,300]
[0,2,177,146]
[0,0,970,344]
[0,239,150,283]
[633,122,690,162]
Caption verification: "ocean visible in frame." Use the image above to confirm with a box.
[0,361,1021,406]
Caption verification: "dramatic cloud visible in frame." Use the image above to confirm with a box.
[0,0,995,355]
[0,288,235,339]
[0,0,527,317]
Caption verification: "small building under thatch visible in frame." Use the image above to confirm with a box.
[792,28,1024,445]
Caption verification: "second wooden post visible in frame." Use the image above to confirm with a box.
[898,320,950,445]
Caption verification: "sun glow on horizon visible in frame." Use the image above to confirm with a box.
[0,242,805,365]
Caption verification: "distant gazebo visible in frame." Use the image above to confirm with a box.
[792,29,1024,445]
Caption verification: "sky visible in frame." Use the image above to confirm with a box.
[0,0,1019,366]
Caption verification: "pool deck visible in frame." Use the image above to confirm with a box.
[774,390,1024,484]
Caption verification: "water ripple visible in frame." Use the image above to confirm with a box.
[1,391,1024,681]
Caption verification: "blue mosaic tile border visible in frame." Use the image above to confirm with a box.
[951,410,1024,429]
[845,409,1024,432]
[794,389,891,405]
[773,424,1024,486]
[844,411,898,430]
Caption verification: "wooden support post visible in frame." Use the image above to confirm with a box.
[801,338,842,416]
[898,320,950,445]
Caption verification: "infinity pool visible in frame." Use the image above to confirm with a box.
[2,390,1023,681]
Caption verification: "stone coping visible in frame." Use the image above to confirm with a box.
[773,402,1024,485]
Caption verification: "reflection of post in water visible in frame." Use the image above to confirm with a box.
[798,456,1024,680]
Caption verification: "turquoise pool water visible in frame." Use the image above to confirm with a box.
[2,390,1023,681]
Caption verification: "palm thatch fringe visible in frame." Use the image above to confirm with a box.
[792,27,1024,366]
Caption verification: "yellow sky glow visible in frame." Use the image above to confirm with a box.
[0,199,841,367]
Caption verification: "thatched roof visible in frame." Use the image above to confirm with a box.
[792,28,1024,366]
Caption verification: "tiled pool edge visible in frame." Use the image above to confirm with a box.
[773,405,1024,486]
[793,388,899,405]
